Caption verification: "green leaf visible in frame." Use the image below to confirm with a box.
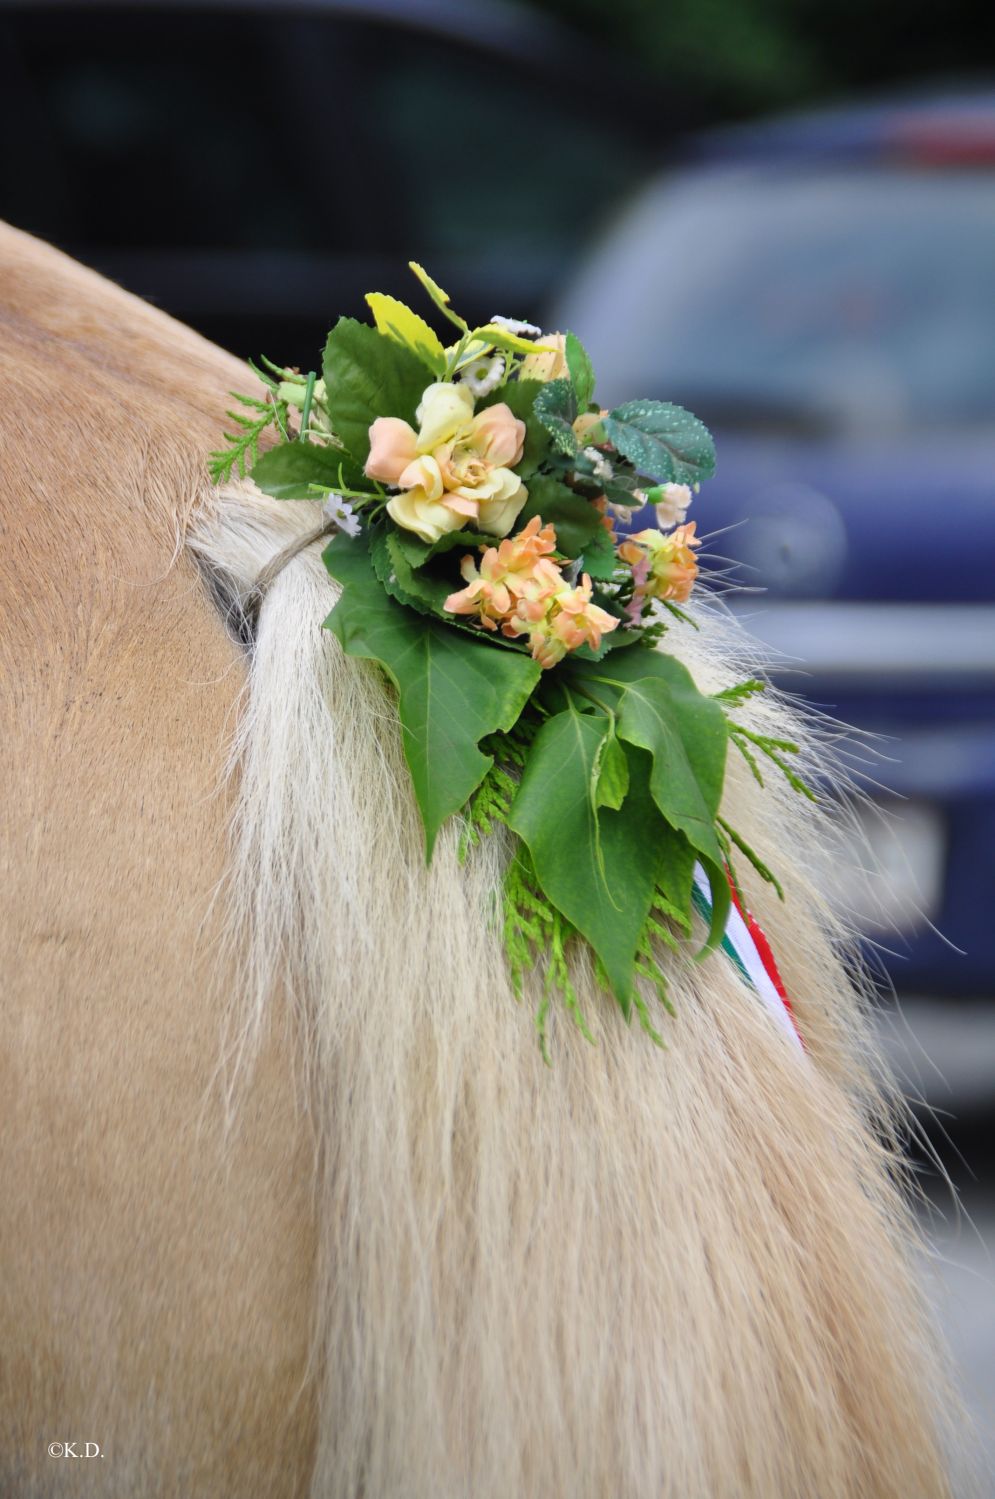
[579,523,617,580]
[323,535,540,858]
[565,331,595,410]
[508,702,665,1009]
[574,647,731,952]
[391,526,493,570]
[408,261,467,331]
[366,293,447,377]
[516,475,602,558]
[532,379,579,456]
[595,729,629,810]
[369,527,454,617]
[473,323,552,357]
[602,400,716,486]
[251,440,367,500]
[322,317,429,466]
[479,378,550,477]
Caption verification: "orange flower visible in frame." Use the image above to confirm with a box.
[444,517,559,630]
[618,522,700,604]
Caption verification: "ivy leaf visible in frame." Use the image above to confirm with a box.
[565,331,595,410]
[602,400,716,486]
[532,379,579,457]
[251,441,367,500]
[479,378,550,477]
[366,293,446,377]
[508,702,664,1010]
[323,534,540,859]
[516,475,602,558]
[323,317,429,466]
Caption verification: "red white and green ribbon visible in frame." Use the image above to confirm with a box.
[692,865,804,1052]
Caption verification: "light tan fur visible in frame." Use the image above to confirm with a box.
[0,223,970,1497]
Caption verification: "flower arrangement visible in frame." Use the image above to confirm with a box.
[210,263,811,1055]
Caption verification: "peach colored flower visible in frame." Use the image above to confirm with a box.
[618,522,701,606]
[502,568,619,668]
[445,517,560,630]
[365,382,528,544]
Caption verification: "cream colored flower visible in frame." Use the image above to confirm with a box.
[651,482,693,530]
[365,382,528,544]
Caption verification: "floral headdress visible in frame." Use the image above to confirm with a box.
[210,264,810,1056]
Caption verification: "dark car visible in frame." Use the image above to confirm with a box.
[555,90,995,994]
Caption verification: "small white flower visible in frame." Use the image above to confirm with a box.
[489,314,543,337]
[653,482,693,529]
[583,446,614,484]
[322,494,361,537]
[460,354,505,399]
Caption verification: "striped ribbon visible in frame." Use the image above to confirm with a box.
[692,865,804,1052]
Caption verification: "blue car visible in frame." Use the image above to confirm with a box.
[555,90,995,994]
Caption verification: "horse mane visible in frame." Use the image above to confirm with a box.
[3,222,971,1496]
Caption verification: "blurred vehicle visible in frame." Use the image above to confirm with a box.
[0,0,668,368]
[555,90,995,994]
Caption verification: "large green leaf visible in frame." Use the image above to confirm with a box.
[516,474,602,558]
[323,535,540,858]
[508,702,664,1009]
[602,400,716,486]
[322,317,430,466]
[571,647,731,951]
[251,440,367,499]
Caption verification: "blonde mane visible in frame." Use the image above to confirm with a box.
[2,223,972,1497]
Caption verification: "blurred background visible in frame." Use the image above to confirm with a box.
[2,0,992,1477]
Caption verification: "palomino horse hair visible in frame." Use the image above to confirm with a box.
[0,224,969,1497]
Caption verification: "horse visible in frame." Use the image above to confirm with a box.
[0,222,970,1497]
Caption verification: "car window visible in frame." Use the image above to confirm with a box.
[563,166,995,429]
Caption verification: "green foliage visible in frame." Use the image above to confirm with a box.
[323,534,540,859]
[603,400,716,486]
[728,721,816,801]
[717,817,784,901]
[713,678,766,706]
[208,388,285,484]
[516,474,602,557]
[508,700,668,1010]
[322,317,429,465]
[251,440,367,499]
[369,527,454,616]
[568,647,731,952]
[565,331,595,410]
[532,378,579,456]
[578,523,617,580]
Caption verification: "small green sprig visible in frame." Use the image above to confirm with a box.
[208,358,291,484]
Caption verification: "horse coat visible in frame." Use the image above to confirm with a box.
[0,223,968,1498]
